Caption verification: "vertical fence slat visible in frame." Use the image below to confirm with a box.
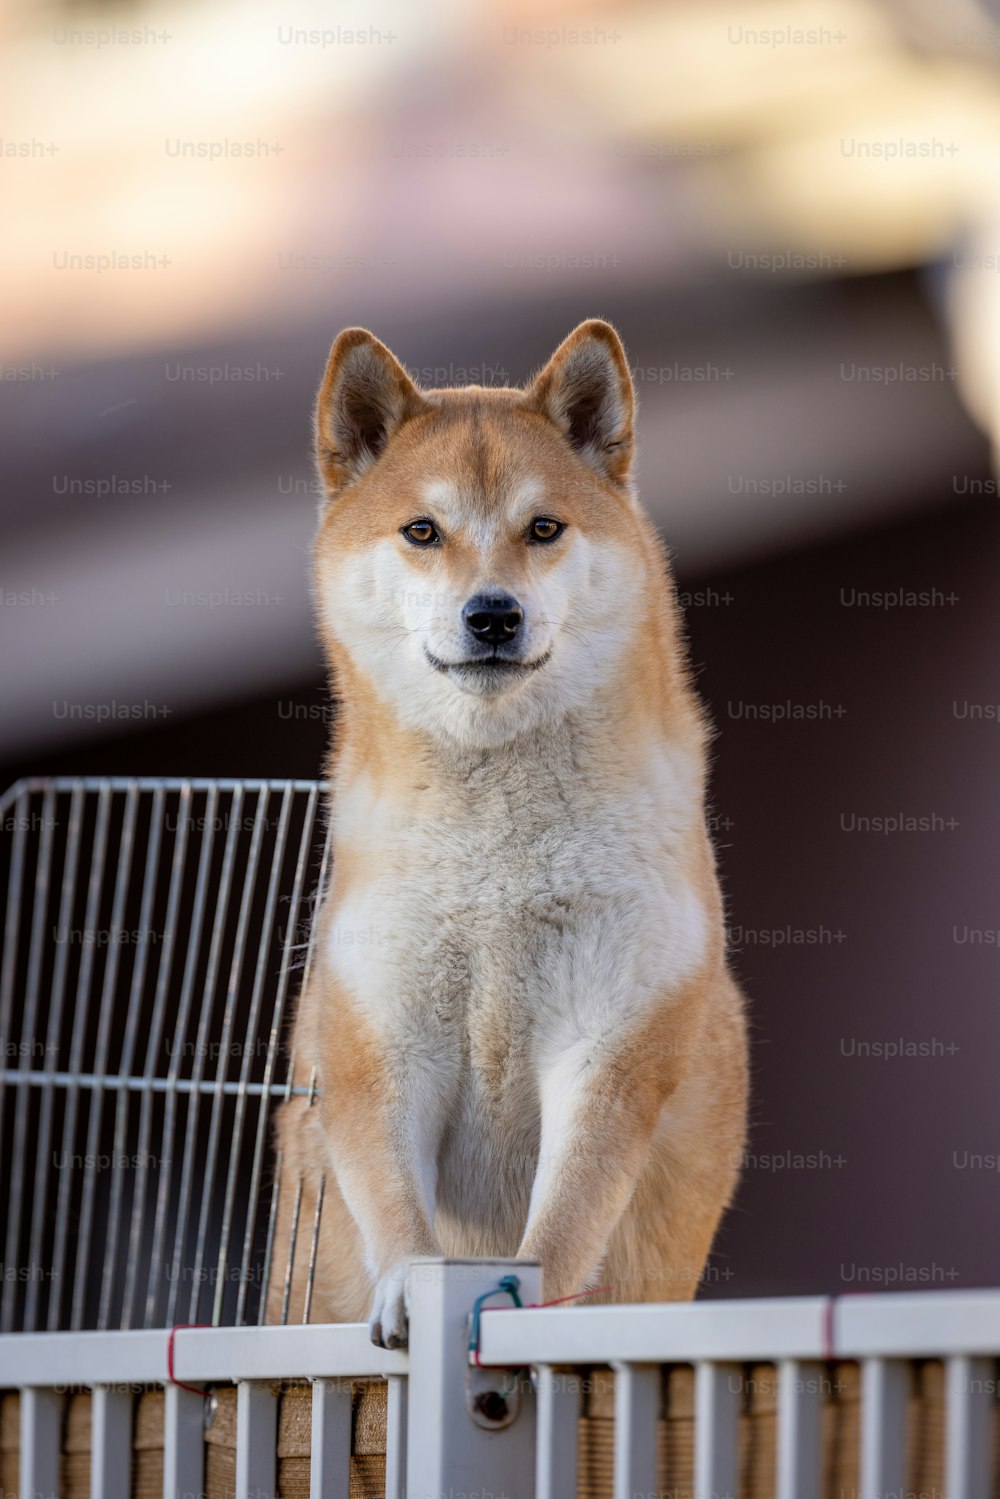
[611,1362,658,1499]
[860,1357,908,1499]
[91,1385,133,1498]
[694,1361,740,1499]
[946,1354,993,1499]
[20,1387,62,1499]
[164,1384,205,1499]
[776,1358,822,1499]
[384,1373,408,1499]
[237,1380,277,1499]
[536,1364,579,1499]
[310,1377,351,1499]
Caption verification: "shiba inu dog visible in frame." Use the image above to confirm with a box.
[269,320,748,1346]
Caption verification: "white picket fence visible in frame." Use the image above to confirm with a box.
[2,1259,999,1499]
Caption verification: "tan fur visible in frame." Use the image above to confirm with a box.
[269,321,748,1339]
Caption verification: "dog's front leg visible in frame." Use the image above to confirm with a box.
[516,1024,679,1302]
[318,1008,453,1347]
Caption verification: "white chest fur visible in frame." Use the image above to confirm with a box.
[325,727,707,1058]
[319,722,710,1250]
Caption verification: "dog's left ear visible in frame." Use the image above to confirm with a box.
[525,319,635,487]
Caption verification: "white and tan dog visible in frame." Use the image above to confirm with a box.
[270,320,748,1345]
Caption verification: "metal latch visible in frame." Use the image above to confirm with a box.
[465,1273,529,1430]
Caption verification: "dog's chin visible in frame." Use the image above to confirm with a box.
[424,647,551,699]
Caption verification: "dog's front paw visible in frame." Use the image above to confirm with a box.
[369,1262,410,1348]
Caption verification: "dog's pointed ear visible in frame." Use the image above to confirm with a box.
[315,328,426,495]
[525,319,635,487]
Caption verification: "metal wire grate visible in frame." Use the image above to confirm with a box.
[0,776,331,1334]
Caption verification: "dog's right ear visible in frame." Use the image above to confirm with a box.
[315,329,426,496]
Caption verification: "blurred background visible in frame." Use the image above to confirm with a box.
[1,0,999,1300]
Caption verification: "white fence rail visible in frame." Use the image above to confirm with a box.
[1,1259,999,1499]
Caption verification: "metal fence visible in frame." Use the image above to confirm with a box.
[0,776,333,1337]
[1,1264,1000,1497]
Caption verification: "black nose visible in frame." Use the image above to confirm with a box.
[463,592,523,645]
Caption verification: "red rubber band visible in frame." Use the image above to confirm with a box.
[472,1284,615,1366]
[166,1323,211,1396]
[823,1291,872,1362]
[525,1284,614,1309]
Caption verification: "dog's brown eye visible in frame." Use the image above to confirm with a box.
[402,520,439,546]
[529,517,565,543]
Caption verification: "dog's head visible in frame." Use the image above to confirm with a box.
[313,320,655,747]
